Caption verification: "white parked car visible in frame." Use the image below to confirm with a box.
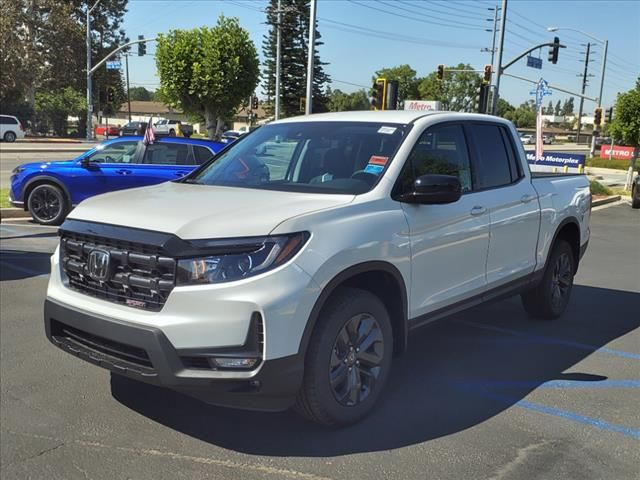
[0,114,25,142]
[45,111,591,426]
[520,133,535,144]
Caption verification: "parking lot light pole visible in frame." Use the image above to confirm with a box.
[547,27,608,155]
[86,0,101,141]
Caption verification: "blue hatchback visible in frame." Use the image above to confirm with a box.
[9,136,224,225]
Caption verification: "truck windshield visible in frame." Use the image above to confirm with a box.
[187,121,408,194]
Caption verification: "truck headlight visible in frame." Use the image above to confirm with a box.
[176,232,309,285]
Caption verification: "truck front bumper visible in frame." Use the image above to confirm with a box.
[44,299,304,411]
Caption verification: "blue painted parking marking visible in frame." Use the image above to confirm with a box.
[456,319,640,360]
[452,379,640,389]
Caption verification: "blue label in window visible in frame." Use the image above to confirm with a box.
[364,164,385,175]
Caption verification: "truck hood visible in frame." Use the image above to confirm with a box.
[68,181,355,239]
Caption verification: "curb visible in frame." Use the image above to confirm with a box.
[592,195,621,207]
[0,208,27,220]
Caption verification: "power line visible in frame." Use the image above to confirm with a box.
[393,0,489,22]
[331,79,370,89]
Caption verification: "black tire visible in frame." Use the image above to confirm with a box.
[169,129,176,136]
[295,288,393,427]
[632,184,640,209]
[521,240,575,320]
[4,131,17,142]
[27,184,68,225]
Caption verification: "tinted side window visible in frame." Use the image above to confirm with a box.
[0,116,17,125]
[143,143,190,165]
[500,127,523,182]
[89,141,138,163]
[399,124,473,194]
[193,146,214,165]
[467,123,512,189]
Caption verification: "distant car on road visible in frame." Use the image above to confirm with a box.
[9,136,225,225]
[154,119,193,138]
[520,134,535,145]
[543,134,554,145]
[0,114,25,142]
[95,124,121,137]
[595,136,612,147]
[119,121,147,136]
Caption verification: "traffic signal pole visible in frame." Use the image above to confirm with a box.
[275,0,282,120]
[590,39,608,156]
[491,0,507,115]
[86,0,101,140]
[305,0,317,115]
[125,54,131,122]
[575,42,591,145]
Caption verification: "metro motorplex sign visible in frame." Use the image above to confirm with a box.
[600,145,636,160]
[526,151,585,169]
[404,100,441,111]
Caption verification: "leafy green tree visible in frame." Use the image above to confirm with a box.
[496,98,515,118]
[503,101,536,128]
[262,0,330,117]
[35,87,86,136]
[609,77,640,177]
[128,87,154,101]
[156,17,259,139]
[554,100,562,116]
[373,64,419,104]
[327,89,370,112]
[417,63,481,112]
[562,97,574,115]
[545,100,553,115]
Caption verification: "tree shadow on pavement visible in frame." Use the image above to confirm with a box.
[0,250,51,281]
[111,284,640,456]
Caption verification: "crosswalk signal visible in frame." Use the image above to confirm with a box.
[593,107,602,126]
[605,107,613,123]
[138,35,146,56]
[483,64,492,84]
[437,64,445,81]
[251,95,259,110]
[371,78,387,110]
[548,36,560,64]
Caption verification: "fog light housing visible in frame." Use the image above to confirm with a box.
[211,357,259,369]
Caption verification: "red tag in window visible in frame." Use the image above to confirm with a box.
[368,155,388,166]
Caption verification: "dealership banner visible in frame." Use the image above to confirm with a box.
[403,100,441,111]
[526,151,586,170]
[599,145,635,160]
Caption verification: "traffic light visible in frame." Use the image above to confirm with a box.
[386,80,399,110]
[251,95,258,110]
[605,107,613,123]
[483,64,492,84]
[548,36,560,64]
[107,87,115,103]
[593,107,602,126]
[371,78,387,110]
[138,35,146,56]
[475,84,490,114]
[437,64,445,81]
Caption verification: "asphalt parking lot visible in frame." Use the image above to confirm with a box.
[1,203,638,480]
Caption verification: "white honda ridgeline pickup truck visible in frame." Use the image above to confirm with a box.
[45,111,591,426]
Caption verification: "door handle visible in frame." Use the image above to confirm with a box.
[521,194,535,203]
[116,169,132,175]
[470,206,486,216]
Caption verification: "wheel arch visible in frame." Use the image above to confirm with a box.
[548,217,581,273]
[299,261,409,359]
[23,176,72,211]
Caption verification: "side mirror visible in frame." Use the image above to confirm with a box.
[80,157,97,168]
[399,174,462,204]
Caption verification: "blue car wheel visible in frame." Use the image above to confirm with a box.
[27,184,68,225]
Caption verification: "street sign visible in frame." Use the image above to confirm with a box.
[403,100,441,111]
[106,61,121,70]
[600,145,635,160]
[526,151,585,171]
[526,56,542,69]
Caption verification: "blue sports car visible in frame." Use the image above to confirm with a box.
[9,136,225,225]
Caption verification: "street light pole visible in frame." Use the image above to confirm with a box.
[491,0,508,115]
[275,0,282,120]
[305,0,317,115]
[86,0,101,141]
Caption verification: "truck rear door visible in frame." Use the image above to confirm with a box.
[465,122,540,288]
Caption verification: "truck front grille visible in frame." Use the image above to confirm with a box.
[60,231,176,311]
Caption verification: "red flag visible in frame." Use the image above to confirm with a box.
[143,116,155,145]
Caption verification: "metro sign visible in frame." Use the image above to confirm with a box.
[600,145,635,160]
[404,100,441,111]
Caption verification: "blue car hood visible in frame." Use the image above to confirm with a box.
[20,160,77,170]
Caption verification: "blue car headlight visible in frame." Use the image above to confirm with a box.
[176,232,309,285]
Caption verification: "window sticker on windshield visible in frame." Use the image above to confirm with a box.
[368,155,388,166]
[378,126,397,135]
[364,164,385,175]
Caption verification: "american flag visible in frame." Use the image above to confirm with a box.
[143,116,155,145]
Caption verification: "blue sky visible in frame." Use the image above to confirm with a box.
[122,0,640,110]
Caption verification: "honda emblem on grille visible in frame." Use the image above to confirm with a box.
[87,249,111,282]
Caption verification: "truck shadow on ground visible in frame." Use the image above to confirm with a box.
[111,284,640,456]
[0,249,52,281]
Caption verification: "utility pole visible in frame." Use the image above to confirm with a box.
[590,39,608,155]
[305,0,317,115]
[125,54,131,122]
[491,0,508,115]
[575,42,591,145]
[487,6,499,70]
[275,0,282,120]
[86,0,101,140]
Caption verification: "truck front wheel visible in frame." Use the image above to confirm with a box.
[521,240,575,320]
[295,288,393,427]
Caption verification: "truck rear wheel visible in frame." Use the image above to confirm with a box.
[521,240,575,320]
[295,288,393,427]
